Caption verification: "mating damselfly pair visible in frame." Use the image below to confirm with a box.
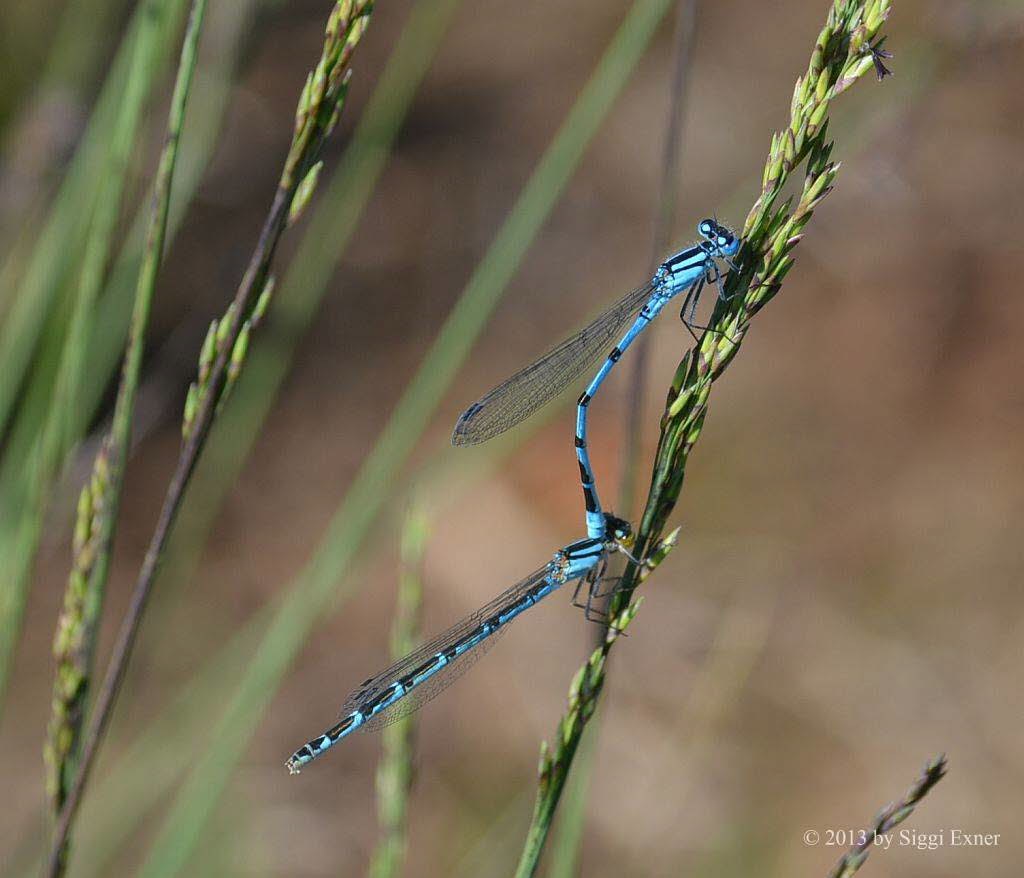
[287,219,740,773]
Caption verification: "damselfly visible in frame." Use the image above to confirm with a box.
[286,514,634,773]
[452,219,740,538]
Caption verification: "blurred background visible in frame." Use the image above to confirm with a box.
[1,0,1022,875]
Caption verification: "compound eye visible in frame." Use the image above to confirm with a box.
[718,234,731,247]
[698,219,714,236]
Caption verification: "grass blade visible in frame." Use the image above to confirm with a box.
[368,501,428,878]
[0,0,190,440]
[44,2,375,873]
[0,0,192,709]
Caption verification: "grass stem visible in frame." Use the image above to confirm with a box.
[0,0,191,712]
[43,2,210,873]
[368,502,429,878]
[44,3,374,874]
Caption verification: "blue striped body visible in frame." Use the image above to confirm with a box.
[286,521,630,773]
[576,219,740,537]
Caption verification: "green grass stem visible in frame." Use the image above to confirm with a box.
[368,502,429,878]
[0,0,266,496]
[0,0,190,443]
[514,533,676,878]
[0,0,192,710]
[8,604,272,878]
[0,9,260,737]
[151,0,464,600]
[44,3,374,874]
[43,2,209,872]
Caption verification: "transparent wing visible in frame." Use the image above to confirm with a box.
[452,281,657,445]
[342,563,557,731]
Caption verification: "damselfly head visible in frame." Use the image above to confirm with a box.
[604,513,633,546]
[697,218,739,257]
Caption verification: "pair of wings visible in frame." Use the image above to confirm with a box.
[337,284,656,729]
[451,281,658,445]
[340,556,609,731]
[339,562,562,730]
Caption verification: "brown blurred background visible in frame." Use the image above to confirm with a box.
[1,0,1022,875]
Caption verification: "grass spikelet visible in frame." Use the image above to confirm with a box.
[44,442,110,811]
[827,756,947,878]
[368,501,428,878]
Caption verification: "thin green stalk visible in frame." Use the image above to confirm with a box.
[514,533,676,878]
[0,0,267,514]
[9,607,271,878]
[545,724,599,878]
[43,1,209,873]
[0,0,190,442]
[515,3,895,874]
[5,0,168,689]
[0,0,192,711]
[44,4,373,875]
[135,1,677,872]
[827,756,947,877]
[369,502,428,878]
